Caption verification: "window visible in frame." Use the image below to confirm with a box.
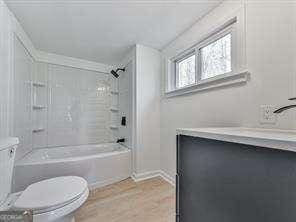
[173,31,233,89]
[166,17,248,97]
[201,33,231,80]
[176,53,196,88]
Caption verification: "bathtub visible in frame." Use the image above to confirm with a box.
[13,143,131,192]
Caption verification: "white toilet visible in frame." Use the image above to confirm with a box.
[0,138,89,222]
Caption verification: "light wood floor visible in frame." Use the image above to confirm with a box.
[75,177,175,222]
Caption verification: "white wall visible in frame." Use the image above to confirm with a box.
[134,44,162,176]
[160,1,296,180]
[119,45,162,178]
[0,0,13,139]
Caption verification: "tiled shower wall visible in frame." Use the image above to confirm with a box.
[31,63,118,149]
[16,59,118,153]
[13,36,33,160]
[46,64,116,147]
[118,61,133,148]
[13,41,118,156]
[32,62,48,148]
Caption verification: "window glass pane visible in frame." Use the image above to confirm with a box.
[201,33,231,79]
[177,54,196,88]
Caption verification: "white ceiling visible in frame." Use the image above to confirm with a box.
[6,0,221,65]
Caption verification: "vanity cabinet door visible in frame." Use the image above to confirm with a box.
[177,135,204,222]
[176,135,180,222]
[176,135,296,222]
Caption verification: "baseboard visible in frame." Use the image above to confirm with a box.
[88,170,175,191]
[131,170,160,182]
[159,170,175,186]
[132,170,175,186]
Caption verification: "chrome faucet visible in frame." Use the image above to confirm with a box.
[273,97,296,114]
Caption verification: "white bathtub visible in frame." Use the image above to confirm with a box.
[13,143,131,192]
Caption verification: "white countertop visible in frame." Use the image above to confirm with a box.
[176,127,296,152]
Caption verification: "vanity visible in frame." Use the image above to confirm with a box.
[176,127,296,222]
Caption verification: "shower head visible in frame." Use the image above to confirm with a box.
[110,68,125,78]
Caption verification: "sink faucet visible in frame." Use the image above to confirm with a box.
[273,97,296,114]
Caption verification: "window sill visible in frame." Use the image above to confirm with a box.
[164,70,250,98]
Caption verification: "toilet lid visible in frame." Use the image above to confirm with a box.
[14,176,88,212]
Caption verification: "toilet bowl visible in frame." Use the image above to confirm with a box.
[0,138,89,222]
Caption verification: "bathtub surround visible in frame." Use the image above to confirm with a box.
[11,47,128,191]
[47,64,116,147]
[13,36,34,159]
[118,61,133,148]
[32,62,47,148]
[13,43,118,157]
[160,0,296,181]
[11,52,126,189]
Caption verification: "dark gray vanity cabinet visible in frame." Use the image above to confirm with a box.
[176,135,296,222]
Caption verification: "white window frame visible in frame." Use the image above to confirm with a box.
[165,17,249,97]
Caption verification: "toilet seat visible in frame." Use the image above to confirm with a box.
[13,176,88,214]
[33,188,89,222]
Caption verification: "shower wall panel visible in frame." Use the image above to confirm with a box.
[13,36,33,159]
[118,61,133,148]
[47,64,115,147]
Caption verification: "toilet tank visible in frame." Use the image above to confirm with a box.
[0,137,19,206]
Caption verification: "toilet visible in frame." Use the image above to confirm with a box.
[0,138,89,222]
